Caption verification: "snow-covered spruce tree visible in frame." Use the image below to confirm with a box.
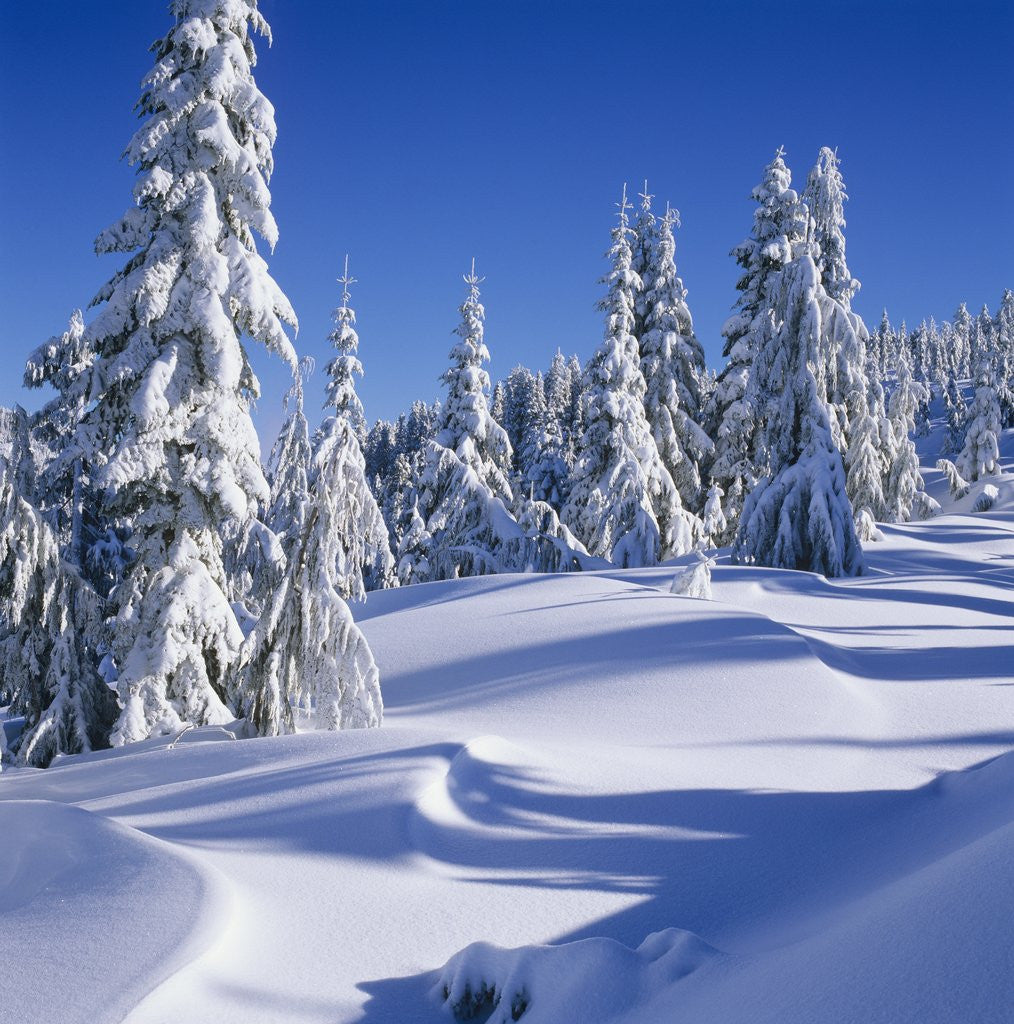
[803,146,892,524]
[266,357,313,554]
[415,267,588,580]
[700,481,727,550]
[500,364,546,484]
[436,260,514,501]
[0,458,117,766]
[871,309,896,380]
[952,303,973,380]
[527,406,570,509]
[23,310,95,563]
[74,2,302,745]
[223,358,313,624]
[996,289,1014,426]
[381,452,417,552]
[544,351,573,452]
[227,436,385,736]
[938,322,968,456]
[957,350,1002,482]
[908,322,933,434]
[532,350,577,509]
[563,185,694,565]
[396,499,432,585]
[364,419,398,495]
[709,150,806,541]
[639,205,712,515]
[317,258,395,598]
[566,353,585,437]
[631,181,657,342]
[733,247,864,577]
[804,147,858,310]
[884,342,928,522]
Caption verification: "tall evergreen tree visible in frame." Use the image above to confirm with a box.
[734,247,864,577]
[952,303,973,379]
[227,424,385,737]
[995,289,1014,426]
[23,310,95,562]
[709,150,806,540]
[70,2,301,744]
[957,350,1002,482]
[436,261,514,502]
[563,186,694,565]
[871,309,896,380]
[639,205,712,514]
[803,147,874,459]
[414,265,583,579]
[266,358,313,554]
[319,258,395,598]
[0,458,117,766]
[884,342,928,522]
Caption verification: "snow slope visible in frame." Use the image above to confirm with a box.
[2,472,1013,1022]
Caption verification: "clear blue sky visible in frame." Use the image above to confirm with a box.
[1,0,1011,449]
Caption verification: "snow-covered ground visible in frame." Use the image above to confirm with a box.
[3,458,1014,1023]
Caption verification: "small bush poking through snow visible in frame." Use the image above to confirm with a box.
[441,980,529,1022]
[972,484,1000,513]
[435,929,718,1024]
[937,459,971,499]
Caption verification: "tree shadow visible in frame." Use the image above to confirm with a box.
[349,745,1014,1023]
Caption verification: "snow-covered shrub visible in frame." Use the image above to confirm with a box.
[670,549,716,599]
[972,484,1000,513]
[936,459,971,500]
[854,507,884,542]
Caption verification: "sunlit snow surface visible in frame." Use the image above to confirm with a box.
[2,455,1013,1023]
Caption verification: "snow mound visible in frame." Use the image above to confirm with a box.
[436,927,720,1023]
[0,800,230,1024]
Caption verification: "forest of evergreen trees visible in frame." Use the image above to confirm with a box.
[1,1,1011,768]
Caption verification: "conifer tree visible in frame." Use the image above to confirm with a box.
[544,351,574,456]
[563,185,693,565]
[872,310,896,380]
[952,303,973,379]
[803,147,872,453]
[639,205,712,514]
[710,150,805,539]
[566,354,585,461]
[396,499,432,585]
[436,260,514,502]
[227,422,385,736]
[733,246,864,578]
[957,350,1002,482]
[700,481,727,550]
[884,343,928,522]
[413,266,583,579]
[938,322,967,455]
[318,258,395,598]
[501,364,545,482]
[631,181,656,343]
[23,310,95,562]
[995,289,1014,426]
[0,458,117,766]
[68,2,301,745]
[266,358,313,554]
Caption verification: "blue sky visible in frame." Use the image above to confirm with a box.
[1,0,1011,448]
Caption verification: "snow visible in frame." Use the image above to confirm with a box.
[2,463,1014,1022]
